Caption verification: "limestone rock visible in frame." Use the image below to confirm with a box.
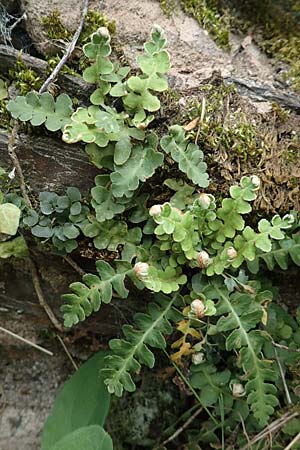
[20,0,85,55]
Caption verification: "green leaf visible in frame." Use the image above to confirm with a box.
[61,261,133,327]
[0,203,21,235]
[160,125,209,187]
[82,29,113,84]
[140,264,187,294]
[164,178,195,209]
[111,144,164,198]
[42,352,110,450]
[0,236,28,258]
[48,426,113,450]
[102,293,181,396]
[91,185,128,222]
[191,363,231,407]
[214,286,278,426]
[7,92,73,131]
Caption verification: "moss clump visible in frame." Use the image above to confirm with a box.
[176,78,300,214]
[79,10,116,44]
[160,0,177,18]
[8,60,42,94]
[0,97,10,129]
[180,0,230,49]
[41,10,72,41]
[42,9,116,49]
[41,9,116,75]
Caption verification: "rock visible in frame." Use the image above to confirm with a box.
[99,0,232,90]
[20,0,85,55]
[0,0,21,14]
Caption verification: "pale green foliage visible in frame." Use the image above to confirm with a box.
[142,265,187,293]
[160,125,209,187]
[101,294,181,396]
[83,219,141,251]
[110,138,164,199]
[0,202,21,235]
[247,231,300,273]
[7,92,73,131]
[6,24,300,442]
[122,25,170,121]
[90,175,130,222]
[61,260,133,327]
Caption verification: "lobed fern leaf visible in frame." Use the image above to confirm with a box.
[247,232,300,274]
[61,260,133,327]
[214,286,279,426]
[7,92,73,131]
[101,293,182,396]
[160,125,209,187]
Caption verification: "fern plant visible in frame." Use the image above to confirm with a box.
[5,23,300,448]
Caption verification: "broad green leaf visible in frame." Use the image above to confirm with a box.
[48,426,112,450]
[42,352,110,450]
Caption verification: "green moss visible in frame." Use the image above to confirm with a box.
[160,0,177,17]
[8,60,42,95]
[79,10,116,45]
[186,93,259,162]
[41,9,116,75]
[180,0,230,49]
[0,98,10,129]
[41,11,72,41]
[171,80,300,213]
[42,9,116,48]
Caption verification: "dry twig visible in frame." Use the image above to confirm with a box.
[284,432,300,450]
[0,325,53,355]
[38,0,89,94]
[159,407,203,448]
[27,257,65,332]
[56,335,78,370]
[7,120,32,208]
[63,255,85,276]
[241,412,299,450]
[274,346,292,405]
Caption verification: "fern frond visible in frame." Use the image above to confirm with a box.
[247,232,300,274]
[61,261,133,327]
[160,125,209,187]
[214,286,279,426]
[101,293,182,396]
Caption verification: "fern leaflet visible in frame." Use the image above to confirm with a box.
[101,293,182,396]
